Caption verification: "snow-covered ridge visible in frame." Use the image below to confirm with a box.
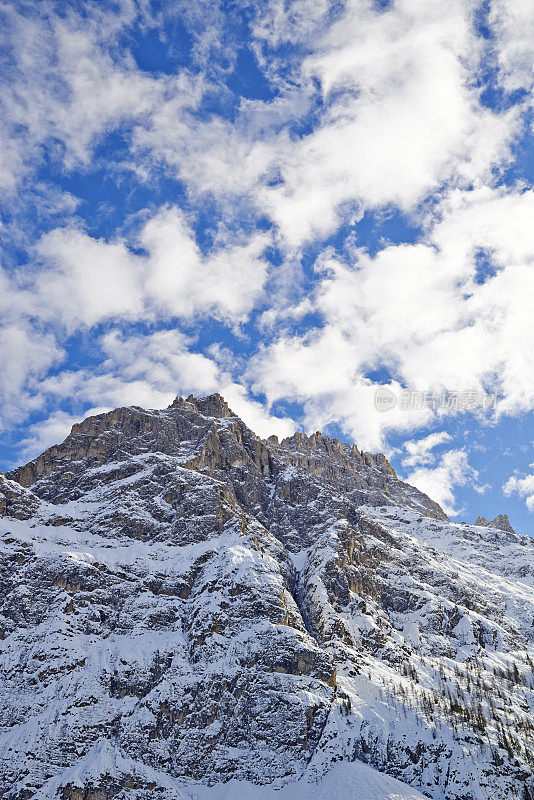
[0,395,532,800]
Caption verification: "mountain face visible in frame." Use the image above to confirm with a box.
[0,394,533,800]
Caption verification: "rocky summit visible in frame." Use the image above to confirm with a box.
[0,394,532,800]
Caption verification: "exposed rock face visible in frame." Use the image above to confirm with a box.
[0,395,532,800]
[475,513,516,534]
[0,471,40,520]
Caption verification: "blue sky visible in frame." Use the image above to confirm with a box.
[1,0,533,532]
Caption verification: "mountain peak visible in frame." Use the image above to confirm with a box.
[170,392,235,418]
[1,396,532,800]
[475,513,516,534]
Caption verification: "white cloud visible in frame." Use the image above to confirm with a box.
[30,207,270,329]
[402,431,452,468]
[247,185,534,447]
[35,228,144,329]
[247,327,434,450]
[0,320,63,432]
[251,0,330,48]
[503,471,534,512]
[140,207,270,322]
[132,96,290,204]
[100,329,221,399]
[490,0,534,95]
[405,448,478,516]
[0,2,204,191]
[255,0,519,246]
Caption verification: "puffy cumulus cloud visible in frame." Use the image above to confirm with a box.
[313,244,465,372]
[35,229,144,329]
[99,329,222,400]
[404,448,480,516]
[297,381,434,453]
[257,0,518,246]
[490,0,534,95]
[503,471,534,512]
[248,184,534,448]
[247,328,434,450]
[248,327,361,404]
[31,207,270,328]
[0,321,63,431]
[140,207,270,322]
[433,186,534,265]
[247,266,446,450]
[425,187,534,414]
[402,431,453,468]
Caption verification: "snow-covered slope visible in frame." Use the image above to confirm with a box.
[30,749,427,800]
[0,394,532,800]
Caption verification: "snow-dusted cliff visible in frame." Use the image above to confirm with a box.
[0,394,532,799]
